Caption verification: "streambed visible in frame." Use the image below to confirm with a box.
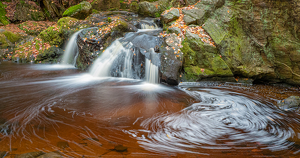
[0,62,300,157]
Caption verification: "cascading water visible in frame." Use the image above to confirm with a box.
[61,30,82,65]
[89,20,162,83]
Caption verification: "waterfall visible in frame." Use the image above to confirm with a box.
[61,30,82,65]
[145,58,159,84]
[89,40,132,77]
[89,19,161,84]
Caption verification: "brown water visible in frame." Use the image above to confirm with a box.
[0,62,300,157]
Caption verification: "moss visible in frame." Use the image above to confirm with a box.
[92,9,99,13]
[130,2,139,12]
[0,2,9,25]
[63,3,82,17]
[2,31,21,43]
[181,41,197,66]
[39,26,63,46]
[0,34,8,48]
[107,17,112,23]
[57,17,79,28]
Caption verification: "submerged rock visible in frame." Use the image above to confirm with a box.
[278,96,300,111]
[114,145,127,152]
[56,141,69,149]
[15,151,45,158]
[36,152,62,158]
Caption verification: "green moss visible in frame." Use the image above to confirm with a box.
[39,26,63,46]
[0,34,8,48]
[130,2,139,12]
[92,9,99,13]
[0,2,9,25]
[181,41,197,66]
[57,17,79,28]
[107,17,112,23]
[63,3,82,17]
[2,31,21,43]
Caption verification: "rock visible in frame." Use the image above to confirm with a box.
[161,9,180,24]
[92,0,120,11]
[36,46,64,63]
[56,141,69,149]
[37,152,62,158]
[184,0,199,5]
[160,34,183,85]
[138,2,158,17]
[168,27,181,34]
[15,151,45,158]
[183,15,196,25]
[182,9,207,25]
[114,145,127,152]
[278,96,300,111]
[130,2,139,13]
[63,1,92,20]
[42,0,66,19]
[0,22,3,26]
[199,0,225,9]
[13,2,45,22]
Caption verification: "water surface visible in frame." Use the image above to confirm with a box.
[0,62,300,157]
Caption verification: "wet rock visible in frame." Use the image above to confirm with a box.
[15,151,45,158]
[36,46,64,63]
[278,96,300,111]
[63,1,92,20]
[83,138,99,141]
[160,33,183,85]
[161,9,180,24]
[168,27,181,35]
[37,152,62,158]
[138,2,158,17]
[114,145,127,152]
[56,141,69,149]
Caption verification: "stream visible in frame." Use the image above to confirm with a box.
[0,62,300,157]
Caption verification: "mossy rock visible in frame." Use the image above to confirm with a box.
[138,1,158,17]
[39,26,63,46]
[14,2,45,21]
[0,2,9,25]
[91,0,120,11]
[2,31,21,44]
[63,1,92,20]
[0,34,8,49]
[130,2,139,12]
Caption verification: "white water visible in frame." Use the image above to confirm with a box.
[61,30,82,66]
[90,40,131,77]
[145,58,159,84]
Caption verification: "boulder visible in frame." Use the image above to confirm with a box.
[91,0,120,11]
[13,2,45,21]
[278,96,300,111]
[160,33,183,85]
[168,27,182,35]
[42,0,66,19]
[161,9,180,24]
[63,1,92,20]
[138,2,158,17]
[183,15,196,25]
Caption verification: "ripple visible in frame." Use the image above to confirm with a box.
[132,87,297,154]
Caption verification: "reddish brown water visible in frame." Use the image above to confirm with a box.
[0,62,300,157]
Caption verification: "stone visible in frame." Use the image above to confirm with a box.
[203,18,226,45]
[13,2,46,21]
[92,0,120,11]
[161,9,180,24]
[63,1,92,20]
[138,2,158,17]
[182,9,206,25]
[183,15,196,25]
[168,27,181,35]
[56,141,69,149]
[15,151,45,158]
[114,145,127,152]
[278,96,300,111]
[37,152,62,158]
